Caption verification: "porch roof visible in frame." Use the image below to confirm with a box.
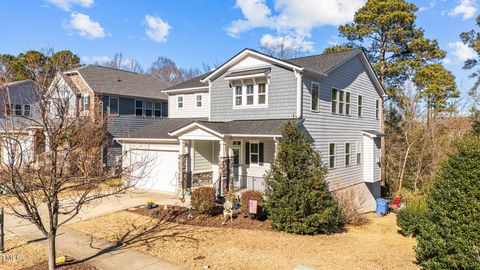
[126,118,208,139]
[170,118,297,138]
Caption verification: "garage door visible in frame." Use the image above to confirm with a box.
[129,149,179,193]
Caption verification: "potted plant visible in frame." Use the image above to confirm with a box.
[146,201,155,209]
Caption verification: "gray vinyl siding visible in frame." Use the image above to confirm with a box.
[193,140,213,172]
[209,64,297,121]
[168,91,209,118]
[302,55,382,189]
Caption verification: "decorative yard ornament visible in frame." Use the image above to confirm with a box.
[222,199,234,224]
[249,200,258,214]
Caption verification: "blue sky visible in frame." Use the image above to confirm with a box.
[0,0,478,93]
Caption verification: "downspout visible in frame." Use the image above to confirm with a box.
[294,70,303,119]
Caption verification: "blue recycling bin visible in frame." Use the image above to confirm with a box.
[376,198,389,215]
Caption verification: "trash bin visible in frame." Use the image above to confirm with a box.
[376,198,389,215]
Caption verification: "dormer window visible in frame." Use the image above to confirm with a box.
[235,86,243,106]
[231,80,268,108]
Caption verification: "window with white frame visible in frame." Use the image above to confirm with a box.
[135,100,143,116]
[346,92,351,115]
[338,90,344,114]
[154,102,162,117]
[23,104,31,116]
[311,83,319,111]
[15,104,22,115]
[177,96,183,109]
[331,89,338,114]
[246,84,254,105]
[233,81,268,107]
[145,101,153,117]
[109,97,119,115]
[82,95,90,112]
[196,94,203,107]
[358,95,363,117]
[356,142,362,165]
[235,85,243,106]
[345,142,351,166]
[258,83,266,105]
[250,142,259,164]
[375,99,380,119]
[329,143,336,168]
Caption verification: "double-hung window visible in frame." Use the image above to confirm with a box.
[258,83,266,105]
[23,104,31,116]
[356,142,362,165]
[311,83,320,111]
[345,142,351,166]
[331,89,338,114]
[375,99,380,119]
[109,97,119,115]
[329,143,336,168]
[246,84,254,105]
[196,94,203,107]
[82,95,90,112]
[235,86,243,106]
[250,142,259,164]
[358,95,363,117]
[145,101,153,117]
[154,102,162,117]
[345,92,351,115]
[15,104,22,115]
[338,91,345,114]
[177,96,183,109]
[135,100,144,116]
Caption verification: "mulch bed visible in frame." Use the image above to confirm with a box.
[128,205,272,231]
[22,261,98,270]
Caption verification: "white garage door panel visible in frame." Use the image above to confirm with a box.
[130,149,178,193]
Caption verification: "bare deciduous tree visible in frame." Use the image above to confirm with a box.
[0,50,148,270]
[260,35,308,59]
[148,56,184,84]
[101,53,144,73]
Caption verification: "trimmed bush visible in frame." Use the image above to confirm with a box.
[416,136,480,269]
[265,121,344,234]
[191,187,216,214]
[396,197,426,237]
[240,190,264,218]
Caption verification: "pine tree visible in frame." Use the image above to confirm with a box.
[416,136,480,269]
[264,121,343,234]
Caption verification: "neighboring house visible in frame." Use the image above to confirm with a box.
[49,65,170,167]
[118,48,386,211]
[0,80,44,166]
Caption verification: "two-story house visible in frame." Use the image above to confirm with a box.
[50,65,170,168]
[118,48,385,211]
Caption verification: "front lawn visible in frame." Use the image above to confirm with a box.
[68,211,418,270]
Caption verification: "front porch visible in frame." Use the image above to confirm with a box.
[170,120,286,196]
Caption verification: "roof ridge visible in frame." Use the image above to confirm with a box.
[2,79,35,86]
[287,48,360,61]
[80,64,145,75]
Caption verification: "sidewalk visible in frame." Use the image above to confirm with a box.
[4,190,187,270]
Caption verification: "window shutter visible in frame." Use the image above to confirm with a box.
[245,142,250,165]
[259,142,264,165]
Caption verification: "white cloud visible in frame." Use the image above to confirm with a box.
[227,0,365,51]
[449,0,478,20]
[145,15,171,43]
[47,0,94,11]
[81,55,111,64]
[449,41,476,61]
[66,13,106,39]
[260,34,314,52]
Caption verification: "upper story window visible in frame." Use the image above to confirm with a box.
[331,88,350,115]
[177,96,184,109]
[145,101,153,117]
[15,104,22,116]
[82,95,90,112]
[109,97,119,115]
[311,83,320,111]
[329,143,336,169]
[23,104,31,117]
[196,94,203,107]
[154,102,162,117]
[232,81,268,108]
[345,142,351,167]
[375,99,380,119]
[135,100,144,116]
[346,92,351,115]
[331,89,337,114]
[358,95,363,117]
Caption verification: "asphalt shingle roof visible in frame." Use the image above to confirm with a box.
[128,118,208,139]
[74,65,170,100]
[164,72,211,91]
[286,49,361,74]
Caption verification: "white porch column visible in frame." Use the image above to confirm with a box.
[219,140,226,157]
[274,137,279,158]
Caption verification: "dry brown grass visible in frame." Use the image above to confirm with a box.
[68,211,418,270]
[0,236,48,270]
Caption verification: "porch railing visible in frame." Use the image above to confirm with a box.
[236,175,265,192]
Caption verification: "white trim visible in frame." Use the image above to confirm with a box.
[115,138,178,143]
[232,81,269,109]
[195,93,203,108]
[295,70,303,118]
[362,131,383,138]
[162,86,209,94]
[249,140,260,166]
[357,94,363,118]
[227,134,281,138]
[169,122,225,138]
[208,80,212,121]
[176,95,184,109]
[224,73,268,81]
[345,142,352,167]
[108,96,119,116]
[201,49,307,83]
[310,81,320,112]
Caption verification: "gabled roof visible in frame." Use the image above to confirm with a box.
[123,118,208,139]
[286,49,362,74]
[65,65,170,100]
[163,72,211,92]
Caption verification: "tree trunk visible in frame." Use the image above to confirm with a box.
[48,231,56,270]
[398,142,413,192]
